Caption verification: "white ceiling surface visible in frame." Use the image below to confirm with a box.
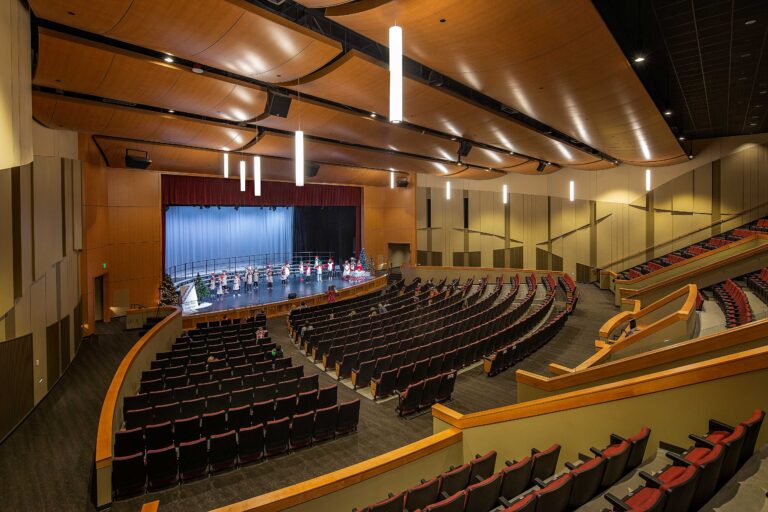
[418,133,768,205]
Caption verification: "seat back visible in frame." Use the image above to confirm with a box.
[738,409,765,467]
[337,399,361,435]
[265,417,290,456]
[626,427,651,471]
[601,440,631,487]
[375,369,397,398]
[439,463,471,496]
[503,493,537,512]
[534,473,573,512]
[422,490,466,512]
[314,405,338,441]
[178,438,208,481]
[500,457,533,499]
[398,381,423,416]
[436,372,457,402]
[716,424,747,485]
[290,411,314,449]
[404,477,440,511]
[419,375,441,408]
[237,424,265,464]
[209,430,237,472]
[145,421,174,450]
[530,444,560,484]
[662,464,700,512]
[112,452,146,498]
[369,491,405,512]
[395,363,415,392]
[469,450,498,483]
[114,428,144,457]
[317,385,338,409]
[567,456,606,508]
[464,472,503,512]
[690,444,725,510]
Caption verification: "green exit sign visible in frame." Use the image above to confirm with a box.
[102,262,107,269]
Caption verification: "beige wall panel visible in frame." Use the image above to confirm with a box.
[467,190,481,232]
[671,172,694,213]
[654,211,673,259]
[45,264,58,326]
[17,164,33,304]
[415,187,427,230]
[63,160,73,256]
[15,3,33,165]
[72,160,83,251]
[0,168,12,317]
[416,229,427,252]
[720,151,744,215]
[509,193,525,245]
[693,163,712,215]
[654,179,673,212]
[29,276,46,403]
[531,196,549,269]
[32,156,63,279]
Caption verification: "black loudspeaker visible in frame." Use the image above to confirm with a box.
[306,162,320,177]
[457,140,472,157]
[288,292,297,299]
[396,177,409,188]
[536,161,546,172]
[265,92,292,118]
[125,149,151,169]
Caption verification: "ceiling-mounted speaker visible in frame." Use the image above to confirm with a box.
[125,149,151,169]
[265,92,292,118]
[306,162,320,177]
[457,140,472,157]
[396,177,409,188]
[536,161,546,172]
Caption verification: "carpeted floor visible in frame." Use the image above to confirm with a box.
[0,284,618,512]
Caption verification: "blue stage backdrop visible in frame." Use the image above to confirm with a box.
[165,206,293,270]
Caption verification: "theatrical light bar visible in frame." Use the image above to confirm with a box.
[645,169,651,192]
[390,171,395,189]
[389,25,403,123]
[503,184,508,204]
[446,180,451,200]
[240,160,246,192]
[295,131,304,187]
[223,152,229,178]
[254,156,261,196]
[569,180,575,202]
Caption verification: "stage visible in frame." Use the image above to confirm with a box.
[187,275,375,315]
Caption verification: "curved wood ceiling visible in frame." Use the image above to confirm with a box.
[327,0,688,166]
[28,0,342,83]
[286,52,607,168]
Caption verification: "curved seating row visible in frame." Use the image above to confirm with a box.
[709,279,753,328]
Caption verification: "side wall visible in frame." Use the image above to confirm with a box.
[363,178,417,268]
[418,141,768,275]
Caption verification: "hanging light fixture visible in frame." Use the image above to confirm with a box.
[239,160,246,192]
[390,170,395,189]
[389,25,403,123]
[253,156,261,196]
[645,168,652,192]
[569,180,575,202]
[503,183,508,204]
[222,151,229,178]
[446,180,451,200]
[295,130,304,187]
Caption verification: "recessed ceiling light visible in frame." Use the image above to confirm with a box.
[633,56,646,63]
[745,19,757,25]
[439,18,446,23]
[168,109,175,113]
[163,55,174,63]
[369,113,377,118]
[688,154,694,159]
[678,136,685,141]
[750,122,757,126]
[509,151,515,155]
[191,65,204,74]
[664,110,672,116]
[760,90,767,94]
[756,104,764,108]
[741,53,752,58]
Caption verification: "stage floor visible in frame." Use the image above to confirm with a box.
[188,275,374,314]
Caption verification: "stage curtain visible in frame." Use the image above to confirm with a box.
[162,175,362,207]
[292,206,357,264]
[165,206,293,272]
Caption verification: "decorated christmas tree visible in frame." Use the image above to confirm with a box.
[359,247,367,270]
[194,273,210,299]
[160,273,180,305]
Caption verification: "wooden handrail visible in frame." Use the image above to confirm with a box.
[403,264,567,276]
[599,285,693,338]
[95,306,181,470]
[209,428,462,512]
[615,234,767,285]
[516,318,768,392]
[433,343,768,429]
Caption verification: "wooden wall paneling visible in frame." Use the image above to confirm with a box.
[45,321,59,391]
[0,168,13,317]
[16,2,33,166]
[295,0,356,7]
[329,0,685,165]
[0,334,34,442]
[59,315,70,371]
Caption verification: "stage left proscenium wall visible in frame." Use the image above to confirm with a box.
[0,0,83,442]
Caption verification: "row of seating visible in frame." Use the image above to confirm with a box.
[170,333,271,353]
[709,279,753,328]
[395,371,456,415]
[745,267,768,306]
[190,315,267,335]
[112,400,361,499]
[605,409,764,511]
[143,348,286,386]
[150,341,280,370]
[617,217,767,281]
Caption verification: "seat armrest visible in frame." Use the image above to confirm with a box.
[533,478,547,488]
[504,459,517,467]
[565,461,577,470]
[498,496,511,507]
[605,493,632,511]
[590,447,604,457]
[440,491,451,500]
[708,419,735,433]
[638,471,663,488]
[688,434,715,448]
[475,474,485,483]
[610,433,626,444]
[531,447,540,455]
[665,452,692,467]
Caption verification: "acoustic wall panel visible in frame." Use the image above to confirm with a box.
[45,322,59,390]
[0,167,12,317]
[59,315,70,372]
[0,334,33,442]
[32,156,63,279]
[72,160,83,251]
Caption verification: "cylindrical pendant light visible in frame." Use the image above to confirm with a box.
[253,156,261,196]
[446,180,451,200]
[569,180,575,202]
[223,151,229,178]
[503,183,508,204]
[390,170,395,189]
[645,169,652,192]
[295,130,304,187]
[389,25,403,123]
[239,160,246,192]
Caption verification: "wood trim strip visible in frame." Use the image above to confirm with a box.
[209,428,462,512]
[434,344,768,429]
[141,501,160,512]
[95,306,181,469]
[402,264,566,276]
[517,317,768,391]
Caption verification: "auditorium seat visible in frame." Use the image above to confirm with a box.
[252,400,274,426]
[146,445,178,490]
[499,457,533,501]
[396,380,423,416]
[290,411,314,449]
[565,456,606,508]
[275,395,297,420]
[227,404,252,431]
[362,492,404,512]
[463,471,503,512]
[530,444,560,483]
[112,452,146,498]
[403,477,440,511]
[664,443,725,509]
[237,424,265,465]
[419,375,441,410]
[498,493,536,512]
[336,399,361,435]
[125,407,153,430]
[296,390,318,415]
[230,388,253,408]
[606,464,700,512]
[202,411,227,438]
[531,472,572,512]
[314,405,338,442]
[145,421,173,450]
[436,372,457,403]
[174,416,200,445]
[439,463,471,497]
[318,384,338,409]
[469,451,497,483]
[265,417,290,456]
[178,438,208,482]
[182,398,205,418]
[209,430,237,472]
[114,427,143,457]
[421,490,465,512]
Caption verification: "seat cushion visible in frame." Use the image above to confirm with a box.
[603,441,630,457]
[625,487,662,508]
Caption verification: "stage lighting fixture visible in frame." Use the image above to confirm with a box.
[645,169,651,191]
[239,160,246,191]
[389,25,403,123]
[502,184,508,204]
[446,180,451,200]
[253,156,261,196]
[536,161,546,172]
[295,131,304,186]
[457,140,472,158]
[569,180,575,202]
[223,151,229,178]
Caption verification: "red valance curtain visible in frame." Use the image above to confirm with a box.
[161,175,362,207]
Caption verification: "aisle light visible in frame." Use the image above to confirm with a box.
[295,131,304,186]
[389,25,403,123]
[446,180,451,200]
[223,152,229,178]
[239,160,246,191]
[253,156,261,196]
[569,180,575,202]
[645,168,652,192]
[390,171,395,189]
[503,183,508,204]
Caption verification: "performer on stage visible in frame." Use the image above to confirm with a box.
[221,271,228,294]
[281,262,290,284]
[209,273,216,293]
[343,260,351,280]
[266,264,273,289]
[316,261,323,282]
[314,255,320,269]
[245,266,253,293]
[216,277,224,300]
[328,257,335,277]
[299,261,304,283]
[356,259,363,271]
[234,272,242,296]
[305,261,311,280]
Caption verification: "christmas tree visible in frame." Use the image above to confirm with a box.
[194,273,210,299]
[159,273,180,305]
[359,247,367,270]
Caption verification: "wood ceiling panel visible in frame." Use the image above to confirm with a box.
[95,137,393,186]
[34,31,268,121]
[295,1,357,8]
[28,0,133,33]
[328,0,686,165]
[462,147,528,170]
[256,99,460,161]
[31,0,342,83]
[32,93,257,150]
[287,52,602,166]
